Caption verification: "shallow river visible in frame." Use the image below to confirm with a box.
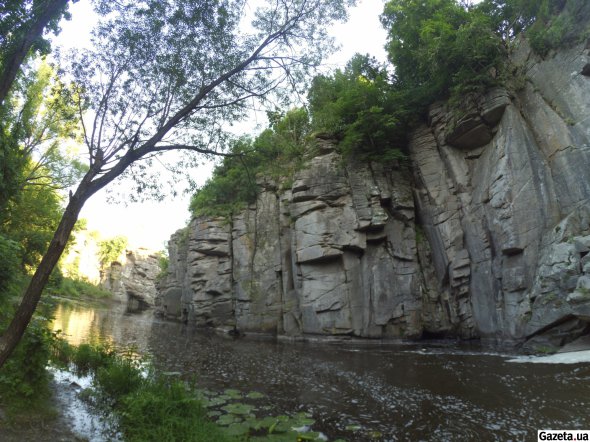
[52,300,590,441]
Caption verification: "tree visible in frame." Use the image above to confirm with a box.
[381,0,504,103]
[0,0,353,367]
[0,0,73,105]
[0,61,85,213]
[98,236,128,268]
[190,107,310,217]
[308,53,410,157]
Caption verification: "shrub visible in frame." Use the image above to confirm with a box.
[0,315,56,402]
[308,54,411,159]
[120,378,230,442]
[72,343,113,374]
[98,236,128,268]
[95,356,145,398]
[52,276,112,299]
[62,344,230,441]
[190,108,310,218]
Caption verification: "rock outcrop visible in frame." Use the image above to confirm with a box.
[157,39,590,350]
[63,231,160,307]
[101,248,160,307]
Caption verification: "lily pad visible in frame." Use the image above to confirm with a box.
[217,414,241,426]
[222,402,256,415]
[249,415,279,430]
[248,432,300,442]
[345,424,362,431]
[272,420,296,433]
[246,391,266,399]
[225,422,251,437]
[224,388,243,399]
[196,388,215,397]
[297,432,324,441]
[202,396,228,408]
[293,417,316,427]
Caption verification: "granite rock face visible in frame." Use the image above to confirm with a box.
[157,40,590,347]
[410,38,590,347]
[158,141,426,338]
[101,248,160,307]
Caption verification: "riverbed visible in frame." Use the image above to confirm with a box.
[50,300,590,441]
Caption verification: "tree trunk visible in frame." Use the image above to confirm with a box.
[0,0,70,105]
[0,177,89,367]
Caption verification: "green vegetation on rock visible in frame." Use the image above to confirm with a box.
[98,235,128,268]
[190,108,310,218]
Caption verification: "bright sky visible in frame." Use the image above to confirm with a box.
[54,0,389,251]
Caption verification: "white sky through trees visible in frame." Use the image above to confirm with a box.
[52,0,388,250]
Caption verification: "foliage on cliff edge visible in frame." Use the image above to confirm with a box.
[188,0,589,220]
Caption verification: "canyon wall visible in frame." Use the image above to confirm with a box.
[157,39,590,349]
[63,230,160,306]
[101,248,160,307]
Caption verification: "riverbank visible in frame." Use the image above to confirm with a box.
[5,298,590,441]
[0,386,85,442]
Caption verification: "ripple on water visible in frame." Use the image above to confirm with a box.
[51,302,590,441]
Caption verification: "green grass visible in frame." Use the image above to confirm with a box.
[120,379,230,442]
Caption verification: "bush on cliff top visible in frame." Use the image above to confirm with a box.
[311,0,589,151]
[189,108,310,218]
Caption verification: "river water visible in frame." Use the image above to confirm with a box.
[51,300,590,442]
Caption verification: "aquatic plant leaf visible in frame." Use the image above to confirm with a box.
[297,432,323,441]
[253,415,279,430]
[273,420,296,433]
[217,413,242,426]
[222,402,256,415]
[224,388,242,399]
[225,422,251,437]
[202,396,228,408]
[293,417,316,427]
[246,391,266,399]
[345,424,362,431]
[248,433,299,442]
[195,388,214,398]
[295,411,314,419]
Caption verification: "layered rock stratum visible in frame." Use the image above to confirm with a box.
[157,39,590,350]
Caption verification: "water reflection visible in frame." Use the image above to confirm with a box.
[52,301,153,350]
[52,301,590,441]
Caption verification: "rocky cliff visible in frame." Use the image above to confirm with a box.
[157,39,590,350]
[63,230,160,306]
[101,248,160,307]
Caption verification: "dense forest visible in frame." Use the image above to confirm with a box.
[0,0,588,436]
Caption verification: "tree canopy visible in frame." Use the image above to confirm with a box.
[0,0,355,368]
[0,0,73,104]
